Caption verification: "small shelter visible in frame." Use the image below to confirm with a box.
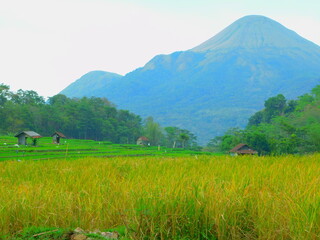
[229,143,258,156]
[51,131,67,144]
[14,131,42,146]
[136,136,150,146]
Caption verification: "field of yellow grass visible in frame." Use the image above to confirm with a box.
[0,155,319,239]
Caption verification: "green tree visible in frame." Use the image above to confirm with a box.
[311,85,320,101]
[178,133,190,148]
[245,128,270,155]
[143,117,163,146]
[296,94,314,111]
[248,111,264,126]
[264,94,287,122]
[0,84,10,106]
[11,89,45,105]
[0,84,11,133]
[164,126,180,148]
[206,136,223,152]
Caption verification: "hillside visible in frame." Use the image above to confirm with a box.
[61,71,122,97]
[60,15,320,144]
[207,85,320,155]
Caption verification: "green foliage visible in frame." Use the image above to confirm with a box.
[163,126,199,149]
[248,94,292,126]
[0,84,199,147]
[143,117,163,146]
[164,126,180,148]
[264,94,286,119]
[245,128,270,155]
[4,226,68,239]
[311,85,320,100]
[178,132,189,148]
[0,84,10,106]
[11,90,45,105]
[0,85,143,144]
[208,85,320,155]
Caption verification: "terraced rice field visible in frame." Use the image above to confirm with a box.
[0,136,319,239]
[0,136,211,161]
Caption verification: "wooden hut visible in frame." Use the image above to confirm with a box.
[229,143,258,156]
[51,131,67,144]
[14,131,42,145]
[136,136,150,146]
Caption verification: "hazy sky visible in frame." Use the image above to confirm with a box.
[1,0,320,97]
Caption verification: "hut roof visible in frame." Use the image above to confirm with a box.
[137,136,149,141]
[51,131,67,138]
[229,143,257,154]
[14,131,42,138]
[230,143,247,152]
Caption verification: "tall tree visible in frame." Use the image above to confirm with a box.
[143,117,163,146]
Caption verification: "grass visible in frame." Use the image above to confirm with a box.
[0,136,214,161]
[0,154,319,239]
[2,227,69,240]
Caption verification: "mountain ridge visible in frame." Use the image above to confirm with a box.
[60,15,320,144]
[61,71,122,97]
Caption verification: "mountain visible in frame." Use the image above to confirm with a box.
[192,15,320,51]
[61,71,122,97]
[60,15,320,144]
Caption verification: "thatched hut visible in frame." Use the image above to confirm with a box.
[14,131,42,145]
[229,143,258,156]
[136,136,150,146]
[51,131,67,144]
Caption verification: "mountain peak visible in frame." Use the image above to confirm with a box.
[191,15,320,52]
[236,15,276,22]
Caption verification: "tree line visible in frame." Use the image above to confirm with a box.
[0,84,198,148]
[143,117,199,149]
[207,85,320,155]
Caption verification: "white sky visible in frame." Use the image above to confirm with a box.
[1,0,320,97]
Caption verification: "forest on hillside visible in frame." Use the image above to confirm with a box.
[207,85,320,155]
[0,84,198,148]
[2,83,320,154]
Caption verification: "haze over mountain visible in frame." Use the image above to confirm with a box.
[61,15,320,144]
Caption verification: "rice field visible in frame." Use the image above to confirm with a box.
[0,136,211,161]
[0,153,319,239]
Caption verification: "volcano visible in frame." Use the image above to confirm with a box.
[61,15,320,144]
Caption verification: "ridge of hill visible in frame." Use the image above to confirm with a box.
[61,71,122,97]
[60,15,320,144]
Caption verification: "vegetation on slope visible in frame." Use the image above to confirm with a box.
[0,84,199,148]
[207,85,320,154]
